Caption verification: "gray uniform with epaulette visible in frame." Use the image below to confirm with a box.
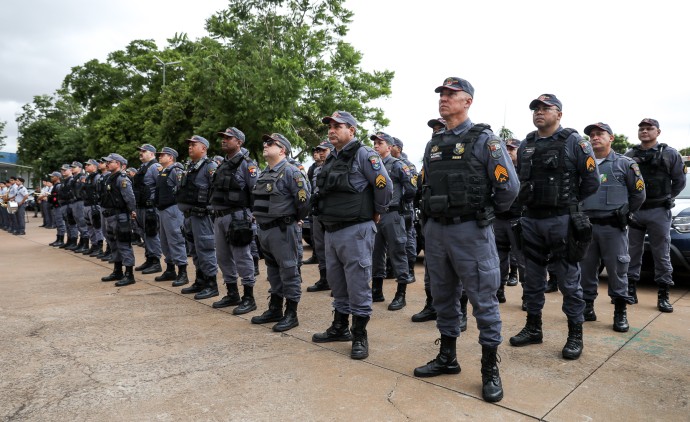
[518,127,600,322]
[581,151,645,302]
[70,172,89,238]
[134,160,162,260]
[625,143,686,287]
[253,158,310,302]
[317,139,393,317]
[399,152,419,266]
[372,154,416,283]
[156,163,187,266]
[422,120,518,343]
[82,172,104,244]
[102,172,136,266]
[177,157,218,277]
[211,149,258,287]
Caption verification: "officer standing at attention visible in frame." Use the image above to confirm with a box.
[69,162,91,253]
[100,153,137,287]
[580,122,645,332]
[57,165,79,249]
[250,133,310,332]
[391,136,419,282]
[370,131,416,310]
[48,172,67,247]
[96,159,113,261]
[177,135,219,300]
[311,111,392,360]
[305,141,334,292]
[625,118,686,312]
[81,159,105,256]
[413,77,517,403]
[153,147,190,287]
[209,127,258,315]
[133,144,163,275]
[11,178,30,235]
[510,94,600,361]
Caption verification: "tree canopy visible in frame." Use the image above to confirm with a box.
[16,0,393,177]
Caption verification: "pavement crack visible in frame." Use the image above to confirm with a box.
[386,376,410,420]
[6,402,27,421]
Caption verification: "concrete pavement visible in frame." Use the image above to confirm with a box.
[1,218,689,421]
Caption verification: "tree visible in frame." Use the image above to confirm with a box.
[498,126,513,141]
[679,147,690,156]
[0,120,6,156]
[611,133,633,154]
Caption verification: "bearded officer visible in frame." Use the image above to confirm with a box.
[209,127,258,315]
[580,122,645,332]
[311,111,392,360]
[100,153,137,287]
[250,133,310,332]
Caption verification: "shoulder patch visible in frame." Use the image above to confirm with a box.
[630,162,641,177]
[494,164,509,184]
[401,164,411,177]
[294,173,305,188]
[579,139,593,155]
[635,179,645,192]
[586,156,596,172]
[298,189,307,202]
[248,166,257,177]
[411,174,418,187]
[375,174,387,189]
[121,179,128,188]
[487,139,503,160]
[369,155,382,171]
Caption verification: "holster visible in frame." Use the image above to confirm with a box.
[144,208,159,237]
[614,203,630,231]
[116,216,132,243]
[66,207,76,225]
[511,219,524,251]
[91,208,101,229]
[226,211,254,247]
[475,207,495,228]
[567,211,592,263]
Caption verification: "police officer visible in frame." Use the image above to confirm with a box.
[153,147,189,287]
[413,77,518,403]
[391,136,419,281]
[132,144,163,274]
[580,122,645,332]
[0,181,9,231]
[100,153,137,287]
[370,131,416,310]
[69,162,91,253]
[311,111,392,360]
[209,127,258,315]
[510,94,600,361]
[303,146,325,266]
[493,138,525,304]
[305,141,334,292]
[81,159,105,256]
[249,133,309,331]
[48,172,67,247]
[12,178,30,235]
[57,164,79,249]
[177,135,219,299]
[96,159,113,261]
[625,118,686,313]
[5,176,18,233]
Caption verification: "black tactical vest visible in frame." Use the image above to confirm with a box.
[316,141,374,224]
[101,172,128,211]
[97,172,110,206]
[630,143,671,202]
[582,156,628,214]
[58,176,74,202]
[422,124,492,218]
[384,155,404,209]
[252,165,295,219]
[519,129,579,208]
[72,173,86,201]
[133,161,155,207]
[177,158,212,207]
[210,153,251,208]
[82,172,99,206]
[155,163,182,210]
[50,183,61,208]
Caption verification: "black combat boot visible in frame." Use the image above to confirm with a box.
[98,245,112,261]
[115,266,136,287]
[312,310,353,343]
[212,282,241,308]
[75,237,89,253]
[251,294,284,324]
[194,274,219,300]
[496,281,506,303]
[61,236,77,249]
[253,256,260,276]
[180,268,204,293]
[481,345,503,402]
[657,285,673,313]
[411,288,437,322]
[562,319,583,359]
[584,300,597,321]
[134,256,153,272]
[628,279,638,304]
[350,315,370,360]
[613,298,629,332]
[545,271,558,293]
[233,285,257,315]
[101,262,124,282]
[307,268,330,292]
[50,234,64,247]
[414,335,461,377]
[459,292,469,332]
[388,283,407,311]
[172,265,189,287]
[142,258,162,275]
[408,263,416,283]
[371,277,385,302]
[65,236,81,251]
[154,263,177,282]
[507,266,519,286]
[509,313,543,347]
[273,299,299,332]
[81,239,95,255]
[303,254,318,265]
[88,240,103,257]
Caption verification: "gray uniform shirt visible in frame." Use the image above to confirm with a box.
[583,150,646,217]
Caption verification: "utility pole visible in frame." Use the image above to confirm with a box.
[153,56,181,86]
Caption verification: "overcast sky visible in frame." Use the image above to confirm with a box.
[2,0,688,167]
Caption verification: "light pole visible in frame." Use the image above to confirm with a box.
[153,56,181,86]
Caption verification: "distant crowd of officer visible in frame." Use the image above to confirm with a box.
[29,76,686,404]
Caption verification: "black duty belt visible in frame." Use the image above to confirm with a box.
[588,215,618,226]
[214,207,245,218]
[102,208,126,217]
[322,220,367,233]
[525,207,570,219]
[258,216,296,231]
[431,213,477,225]
[640,201,666,210]
[183,207,210,218]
